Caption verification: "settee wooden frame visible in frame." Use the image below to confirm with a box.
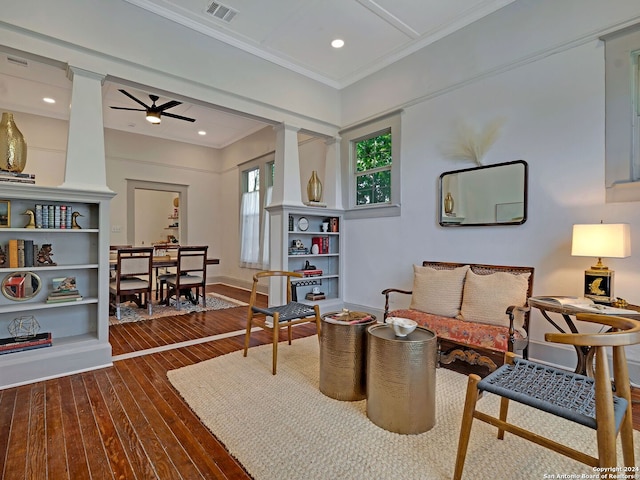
[382,261,535,372]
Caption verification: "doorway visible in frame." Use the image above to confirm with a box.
[126,180,188,246]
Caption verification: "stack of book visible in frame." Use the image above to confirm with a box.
[0,171,35,184]
[295,268,323,277]
[288,246,309,255]
[305,291,326,301]
[46,276,83,303]
[0,332,52,355]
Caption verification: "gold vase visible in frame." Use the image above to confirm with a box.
[444,192,455,215]
[307,170,323,202]
[0,112,27,173]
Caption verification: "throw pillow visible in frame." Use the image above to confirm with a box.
[459,269,530,328]
[409,264,470,317]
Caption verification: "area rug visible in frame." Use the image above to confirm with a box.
[109,293,247,325]
[168,336,639,480]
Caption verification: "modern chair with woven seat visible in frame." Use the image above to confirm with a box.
[243,270,322,375]
[453,313,640,479]
[164,245,208,310]
[109,247,154,320]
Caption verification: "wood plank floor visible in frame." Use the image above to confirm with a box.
[1,284,640,479]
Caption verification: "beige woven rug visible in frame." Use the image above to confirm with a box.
[168,336,639,480]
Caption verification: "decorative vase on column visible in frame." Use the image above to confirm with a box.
[444,192,455,216]
[0,112,27,173]
[307,170,323,203]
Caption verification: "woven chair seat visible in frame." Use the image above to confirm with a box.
[479,358,628,431]
[252,302,317,323]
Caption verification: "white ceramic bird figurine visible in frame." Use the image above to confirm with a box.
[22,209,35,228]
[71,211,83,229]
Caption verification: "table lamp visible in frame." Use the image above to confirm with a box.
[571,223,631,303]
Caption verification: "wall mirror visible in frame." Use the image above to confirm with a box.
[1,271,42,301]
[439,160,528,227]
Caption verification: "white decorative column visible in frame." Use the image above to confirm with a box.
[271,123,303,208]
[62,66,110,191]
[268,122,303,305]
[323,136,343,210]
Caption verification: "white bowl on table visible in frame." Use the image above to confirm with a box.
[387,317,418,337]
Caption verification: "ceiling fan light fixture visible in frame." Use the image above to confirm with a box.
[331,39,344,49]
[146,111,161,124]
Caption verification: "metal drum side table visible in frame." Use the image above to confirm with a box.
[366,324,437,434]
[319,312,376,401]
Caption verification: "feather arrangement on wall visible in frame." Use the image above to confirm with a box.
[442,118,505,166]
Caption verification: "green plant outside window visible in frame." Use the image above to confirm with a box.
[355,132,392,205]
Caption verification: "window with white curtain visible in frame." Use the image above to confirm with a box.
[240,159,274,269]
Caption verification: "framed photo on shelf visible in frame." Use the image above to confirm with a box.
[0,200,9,228]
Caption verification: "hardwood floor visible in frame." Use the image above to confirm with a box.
[1,284,639,479]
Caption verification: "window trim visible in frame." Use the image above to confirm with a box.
[603,24,640,202]
[340,110,402,219]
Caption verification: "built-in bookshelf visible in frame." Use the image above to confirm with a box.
[0,184,114,389]
[281,207,343,311]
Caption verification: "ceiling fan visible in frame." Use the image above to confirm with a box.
[109,89,196,124]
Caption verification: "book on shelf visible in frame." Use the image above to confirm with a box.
[305,292,326,301]
[0,332,52,354]
[329,217,339,233]
[311,236,329,254]
[288,247,309,255]
[24,239,34,267]
[17,239,24,267]
[0,174,35,184]
[8,238,18,268]
[0,171,35,179]
[52,276,77,293]
[534,296,638,315]
[46,295,83,303]
[295,268,323,277]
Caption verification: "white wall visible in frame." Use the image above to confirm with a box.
[340,2,640,381]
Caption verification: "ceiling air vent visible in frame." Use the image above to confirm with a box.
[6,56,28,67]
[206,1,238,23]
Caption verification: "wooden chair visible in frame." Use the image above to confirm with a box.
[109,247,154,320]
[153,244,179,302]
[164,245,208,310]
[243,270,322,375]
[453,313,640,479]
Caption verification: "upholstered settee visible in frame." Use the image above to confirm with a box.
[382,261,534,372]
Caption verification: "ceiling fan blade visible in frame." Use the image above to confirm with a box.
[161,112,196,122]
[156,100,181,111]
[118,89,150,109]
[109,106,146,111]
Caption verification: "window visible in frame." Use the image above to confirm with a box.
[239,158,274,268]
[602,24,640,202]
[340,111,402,218]
[355,131,392,205]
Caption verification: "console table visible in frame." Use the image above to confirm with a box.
[528,296,640,376]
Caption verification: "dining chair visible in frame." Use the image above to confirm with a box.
[109,247,154,320]
[453,313,640,479]
[153,243,179,302]
[243,270,322,375]
[164,245,208,310]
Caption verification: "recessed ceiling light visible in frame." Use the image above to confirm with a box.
[198,130,207,136]
[43,97,56,104]
[331,39,344,49]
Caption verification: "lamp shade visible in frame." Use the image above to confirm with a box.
[146,111,161,124]
[571,223,631,258]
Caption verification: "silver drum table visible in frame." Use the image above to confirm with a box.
[319,312,376,401]
[366,324,437,434]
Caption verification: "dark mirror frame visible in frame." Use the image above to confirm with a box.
[1,271,42,301]
[439,160,528,227]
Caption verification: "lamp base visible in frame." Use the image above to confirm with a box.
[584,268,614,304]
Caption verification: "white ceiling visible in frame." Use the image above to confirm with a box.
[0,0,514,149]
[125,0,515,87]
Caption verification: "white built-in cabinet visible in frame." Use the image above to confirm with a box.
[0,184,114,389]
[281,207,343,311]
